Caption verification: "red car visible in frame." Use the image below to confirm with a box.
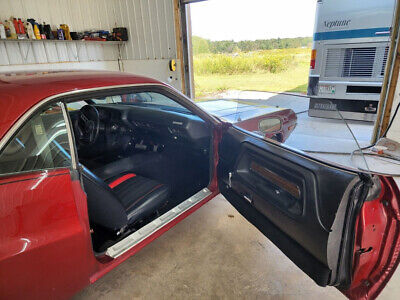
[197,100,297,142]
[0,71,399,300]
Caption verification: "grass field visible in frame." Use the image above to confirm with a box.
[194,48,310,98]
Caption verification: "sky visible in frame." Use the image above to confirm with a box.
[190,0,317,41]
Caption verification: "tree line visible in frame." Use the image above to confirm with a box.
[192,36,312,55]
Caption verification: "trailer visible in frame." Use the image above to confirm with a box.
[308,0,396,121]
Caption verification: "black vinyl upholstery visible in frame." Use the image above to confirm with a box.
[82,166,169,233]
[105,174,169,221]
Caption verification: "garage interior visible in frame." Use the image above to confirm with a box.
[2,0,400,299]
[0,0,186,93]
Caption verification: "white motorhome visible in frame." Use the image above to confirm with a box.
[308,0,396,121]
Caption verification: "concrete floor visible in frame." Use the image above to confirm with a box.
[74,195,400,299]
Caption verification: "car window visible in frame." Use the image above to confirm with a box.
[0,103,72,175]
[91,92,191,114]
[201,97,372,172]
[67,101,87,111]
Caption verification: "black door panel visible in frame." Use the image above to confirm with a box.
[218,127,368,287]
[222,187,332,286]
[235,145,307,217]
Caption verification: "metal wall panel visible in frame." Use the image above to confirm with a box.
[0,0,179,82]
[115,0,178,60]
[0,0,119,32]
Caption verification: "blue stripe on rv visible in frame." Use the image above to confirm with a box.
[314,27,391,41]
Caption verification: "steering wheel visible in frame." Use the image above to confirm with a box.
[75,105,100,145]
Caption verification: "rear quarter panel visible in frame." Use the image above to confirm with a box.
[235,109,297,142]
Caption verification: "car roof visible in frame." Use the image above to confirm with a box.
[0,70,165,140]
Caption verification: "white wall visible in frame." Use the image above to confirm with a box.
[0,61,120,73]
[0,0,120,32]
[116,0,177,61]
[122,59,182,90]
[0,0,122,68]
[0,0,182,91]
[116,0,183,91]
[0,41,120,66]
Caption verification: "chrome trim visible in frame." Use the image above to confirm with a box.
[0,167,71,178]
[308,109,376,122]
[0,83,164,152]
[106,188,212,258]
[228,172,232,188]
[60,103,77,169]
[243,195,252,203]
[258,117,282,133]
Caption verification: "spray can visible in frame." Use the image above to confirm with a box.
[0,23,6,39]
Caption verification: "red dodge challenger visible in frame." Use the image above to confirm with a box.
[0,71,399,300]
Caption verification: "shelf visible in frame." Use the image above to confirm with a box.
[0,37,124,66]
[0,39,124,45]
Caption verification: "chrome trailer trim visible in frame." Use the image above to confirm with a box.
[309,109,377,122]
[106,188,212,258]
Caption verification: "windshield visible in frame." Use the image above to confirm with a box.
[198,92,400,176]
[91,92,192,114]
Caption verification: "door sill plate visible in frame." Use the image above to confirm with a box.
[106,188,212,258]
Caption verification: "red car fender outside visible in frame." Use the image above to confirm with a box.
[0,169,96,299]
[344,176,400,299]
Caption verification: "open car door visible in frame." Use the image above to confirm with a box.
[218,126,400,299]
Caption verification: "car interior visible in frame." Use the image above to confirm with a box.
[66,89,212,253]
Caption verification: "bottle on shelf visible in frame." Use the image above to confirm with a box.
[43,23,54,39]
[3,20,11,39]
[7,18,17,39]
[12,18,20,34]
[57,28,64,40]
[25,21,36,39]
[38,24,46,39]
[33,23,41,40]
[60,24,71,40]
[17,19,25,35]
[0,22,6,39]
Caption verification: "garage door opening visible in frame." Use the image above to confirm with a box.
[190,0,315,99]
[188,0,399,175]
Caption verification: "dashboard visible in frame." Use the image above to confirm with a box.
[72,104,211,158]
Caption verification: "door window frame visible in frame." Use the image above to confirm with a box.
[0,101,78,177]
[0,83,220,177]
